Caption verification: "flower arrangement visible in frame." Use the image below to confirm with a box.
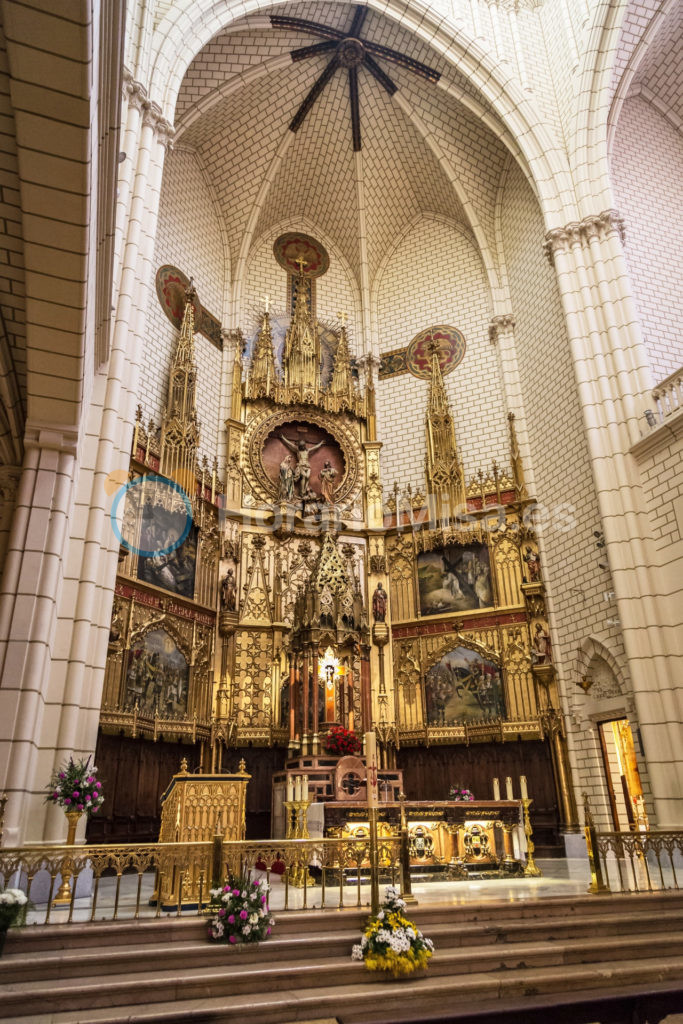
[45,756,104,816]
[324,726,361,757]
[351,886,434,977]
[207,875,274,945]
[449,785,474,801]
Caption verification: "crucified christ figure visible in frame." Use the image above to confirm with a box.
[279,434,326,498]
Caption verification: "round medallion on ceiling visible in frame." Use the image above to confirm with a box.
[406,326,466,380]
[337,38,365,68]
[273,232,330,278]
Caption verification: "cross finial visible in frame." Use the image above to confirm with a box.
[294,255,307,275]
[337,310,348,327]
[264,294,270,313]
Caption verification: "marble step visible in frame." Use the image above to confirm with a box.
[2,930,683,1018]
[9,957,683,1024]
[8,890,683,955]
[5,910,683,983]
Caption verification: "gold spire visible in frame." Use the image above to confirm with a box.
[246,306,277,399]
[424,342,465,520]
[159,280,200,491]
[282,262,320,403]
[329,311,354,407]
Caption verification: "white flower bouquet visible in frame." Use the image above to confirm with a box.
[351,886,434,977]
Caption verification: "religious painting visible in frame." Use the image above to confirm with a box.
[417,543,492,616]
[137,511,197,599]
[425,646,505,725]
[124,628,189,715]
[262,420,345,503]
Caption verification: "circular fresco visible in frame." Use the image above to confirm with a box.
[273,232,329,278]
[406,325,466,380]
[156,265,202,328]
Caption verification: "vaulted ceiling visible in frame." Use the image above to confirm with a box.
[173,2,514,289]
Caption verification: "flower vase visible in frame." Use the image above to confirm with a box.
[52,809,83,906]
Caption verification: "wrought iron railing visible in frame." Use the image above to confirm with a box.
[0,835,402,926]
[583,796,683,894]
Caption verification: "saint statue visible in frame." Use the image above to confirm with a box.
[278,455,294,501]
[372,581,388,622]
[531,622,551,664]
[523,546,541,582]
[319,460,338,503]
[221,567,236,611]
[279,434,325,498]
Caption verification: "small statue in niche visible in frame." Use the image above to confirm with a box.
[531,622,552,664]
[278,455,295,501]
[372,581,388,622]
[319,460,338,504]
[523,546,541,583]
[279,434,325,498]
[221,567,237,611]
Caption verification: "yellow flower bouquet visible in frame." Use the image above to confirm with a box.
[351,886,434,977]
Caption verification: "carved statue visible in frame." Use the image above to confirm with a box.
[279,434,325,498]
[278,455,295,501]
[319,460,338,503]
[531,622,551,664]
[372,581,388,622]
[523,546,541,582]
[221,567,236,611]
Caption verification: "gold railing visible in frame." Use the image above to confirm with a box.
[0,836,402,926]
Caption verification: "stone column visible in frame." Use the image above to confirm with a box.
[545,210,683,827]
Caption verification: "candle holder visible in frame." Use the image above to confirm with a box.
[284,799,314,888]
[522,798,542,877]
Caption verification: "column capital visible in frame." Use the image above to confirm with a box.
[489,314,516,343]
[543,210,626,265]
[23,422,79,457]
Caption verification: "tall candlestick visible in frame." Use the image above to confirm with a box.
[520,775,528,800]
[505,776,514,801]
[365,730,378,809]
[286,776,294,802]
[294,775,302,802]
[493,777,500,801]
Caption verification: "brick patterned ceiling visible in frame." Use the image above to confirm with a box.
[174,2,517,288]
[632,1,683,123]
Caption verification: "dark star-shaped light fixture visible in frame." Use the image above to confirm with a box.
[271,6,440,151]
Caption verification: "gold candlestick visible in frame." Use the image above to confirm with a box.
[53,810,83,905]
[522,798,542,877]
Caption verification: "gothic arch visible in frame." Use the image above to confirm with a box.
[575,635,629,703]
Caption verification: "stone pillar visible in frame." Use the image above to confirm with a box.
[545,209,683,827]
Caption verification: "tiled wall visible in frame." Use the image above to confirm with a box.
[374,216,507,492]
[142,148,226,463]
[611,96,683,383]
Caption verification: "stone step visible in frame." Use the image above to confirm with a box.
[5,910,683,982]
[8,957,683,1024]
[8,890,683,955]
[2,930,682,1018]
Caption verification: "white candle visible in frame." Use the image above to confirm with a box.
[505,776,514,801]
[493,777,500,801]
[294,775,302,802]
[364,730,378,809]
[286,776,294,802]
[520,775,528,800]
[303,774,309,801]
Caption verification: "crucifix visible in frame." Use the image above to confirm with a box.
[337,310,348,327]
[294,255,308,275]
[264,294,270,313]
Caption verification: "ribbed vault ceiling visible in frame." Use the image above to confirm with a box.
[174,1,516,290]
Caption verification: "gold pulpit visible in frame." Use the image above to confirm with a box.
[155,759,250,909]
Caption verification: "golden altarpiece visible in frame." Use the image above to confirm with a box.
[93,252,577,853]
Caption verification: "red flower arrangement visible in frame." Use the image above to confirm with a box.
[324,726,361,756]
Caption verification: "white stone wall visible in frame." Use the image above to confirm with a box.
[374,216,506,492]
[142,147,226,463]
[611,97,683,383]
[499,161,651,826]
